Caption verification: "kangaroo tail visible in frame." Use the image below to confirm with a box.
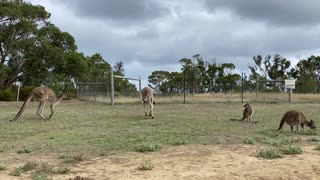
[229,118,242,121]
[11,93,33,121]
[153,100,156,105]
[277,117,286,131]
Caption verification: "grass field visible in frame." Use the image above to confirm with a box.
[0,97,319,155]
[1,97,320,179]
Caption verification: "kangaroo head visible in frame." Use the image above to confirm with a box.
[243,103,250,108]
[307,119,316,130]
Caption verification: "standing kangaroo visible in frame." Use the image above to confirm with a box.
[230,103,255,122]
[141,87,156,119]
[277,110,316,133]
[11,86,65,121]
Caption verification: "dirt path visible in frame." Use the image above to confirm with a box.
[1,144,320,180]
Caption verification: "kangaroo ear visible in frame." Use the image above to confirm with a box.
[310,119,314,123]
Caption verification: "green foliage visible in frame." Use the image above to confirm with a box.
[0,160,6,171]
[243,137,256,145]
[0,89,15,101]
[59,154,85,163]
[135,143,161,152]
[308,137,320,142]
[19,86,37,100]
[137,161,153,171]
[10,161,38,176]
[280,146,303,155]
[171,139,188,146]
[32,171,52,180]
[300,130,317,135]
[17,146,33,154]
[256,148,283,159]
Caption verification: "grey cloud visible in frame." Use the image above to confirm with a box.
[60,0,170,23]
[205,0,320,26]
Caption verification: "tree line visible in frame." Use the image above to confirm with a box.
[148,54,320,94]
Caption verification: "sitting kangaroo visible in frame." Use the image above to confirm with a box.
[11,86,65,121]
[230,103,255,123]
[277,110,316,133]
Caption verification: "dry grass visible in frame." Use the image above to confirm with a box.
[81,93,320,104]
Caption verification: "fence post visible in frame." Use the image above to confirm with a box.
[139,77,142,100]
[184,70,186,104]
[241,73,244,103]
[16,83,20,108]
[111,69,114,106]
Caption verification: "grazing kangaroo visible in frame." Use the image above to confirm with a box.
[11,86,65,121]
[141,86,156,119]
[230,103,256,123]
[277,110,316,133]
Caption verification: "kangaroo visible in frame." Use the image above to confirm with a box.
[230,103,255,123]
[277,110,316,133]
[141,86,156,119]
[11,86,66,121]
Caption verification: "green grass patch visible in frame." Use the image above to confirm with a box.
[243,137,256,145]
[255,136,294,147]
[59,154,86,163]
[0,160,6,171]
[0,101,320,155]
[300,130,318,135]
[256,148,283,159]
[135,143,161,152]
[280,145,303,155]
[32,171,52,180]
[17,146,33,154]
[137,161,153,171]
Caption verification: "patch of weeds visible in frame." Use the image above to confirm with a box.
[171,139,188,146]
[300,130,317,136]
[22,161,39,171]
[308,137,320,142]
[10,167,25,176]
[314,145,320,150]
[54,167,71,174]
[17,146,32,154]
[0,160,6,171]
[137,161,153,171]
[60,154,85,163]
[243,137,256,145]
[32,170,52,180]
[280,145,303,155]
[135,143,161,152]
[10,161,38,176]
[37,162,53,173]
[255,137,293,147]
[256,148,283,159]
[256,130,281,138]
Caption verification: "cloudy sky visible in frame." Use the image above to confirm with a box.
[28,0,320,87]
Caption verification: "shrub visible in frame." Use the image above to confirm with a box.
[19,86,37,100]
[137,161,153,171]
[315,145,320,150]
[280,146,303,155]
[0,160,6,171]
[256,148,283,159]
[32,171,51,180]
[17,146,32,154]
[243,137,256,145]
[0,89,15,101]
[135,143,161,152]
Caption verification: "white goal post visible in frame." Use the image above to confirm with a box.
[111,70,142,106]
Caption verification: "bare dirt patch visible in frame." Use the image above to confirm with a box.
[1,144,320,180]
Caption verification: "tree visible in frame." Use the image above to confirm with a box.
[293,56,320,93]
[248,54,291,91]
[179,57,201,95]
[0,0,50,89]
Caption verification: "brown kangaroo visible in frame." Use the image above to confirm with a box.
[230,103,255,123]
[141,86,156,119]
[11,86,65,121]
[277,110,316,133]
